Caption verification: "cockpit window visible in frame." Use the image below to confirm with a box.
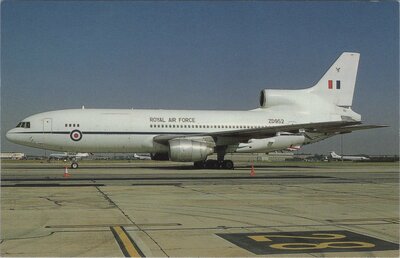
[16,122,30,128]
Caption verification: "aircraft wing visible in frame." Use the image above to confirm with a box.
[315,124,388,134]
[153,120,362,144]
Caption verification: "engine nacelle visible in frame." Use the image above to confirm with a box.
[169,139,214,162]
[259,89,307,108]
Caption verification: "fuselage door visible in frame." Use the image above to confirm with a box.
[35,118,52,146]
[43,118,52,133]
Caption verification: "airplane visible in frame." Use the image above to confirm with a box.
[286,145,301,151]
[133,153,151,160]
[330,151,370,161]
[6,52,386,169]
[48,152,90,162]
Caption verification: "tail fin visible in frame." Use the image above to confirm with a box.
[330,151,341,158]
[309,52,360,107]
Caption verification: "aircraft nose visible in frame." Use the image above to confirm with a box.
[6,129,18,143]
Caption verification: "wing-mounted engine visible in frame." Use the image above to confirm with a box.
[168,137,215,162]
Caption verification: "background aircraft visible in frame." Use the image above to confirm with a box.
[133,153,151,160]
[330,151,370,161]
[48,152,90,163]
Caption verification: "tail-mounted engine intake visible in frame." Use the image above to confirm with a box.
[169,139,213,162]
[259,89,300,108]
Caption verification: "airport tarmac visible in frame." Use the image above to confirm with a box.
[1,160,399,257]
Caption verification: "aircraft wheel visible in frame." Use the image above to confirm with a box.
[205,159,219,169]
[71,162,79,169]
[194,161,205,169]
[222,160,234,170]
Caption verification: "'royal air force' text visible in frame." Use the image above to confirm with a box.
[150,117,284,124]
[150,117,195,123]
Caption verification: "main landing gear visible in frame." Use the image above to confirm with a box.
[194,159,234,169]
[194,150,234,169]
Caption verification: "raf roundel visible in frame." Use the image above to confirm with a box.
[70,130,82,142]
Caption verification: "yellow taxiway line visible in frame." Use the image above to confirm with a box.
[111,226,144,257]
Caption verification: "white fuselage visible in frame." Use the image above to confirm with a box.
[6,52,366,159]
[6,106,349,154]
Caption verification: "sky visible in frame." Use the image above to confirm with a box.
[1,1,399,155]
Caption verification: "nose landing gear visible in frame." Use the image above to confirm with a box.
[70,162,79,169]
